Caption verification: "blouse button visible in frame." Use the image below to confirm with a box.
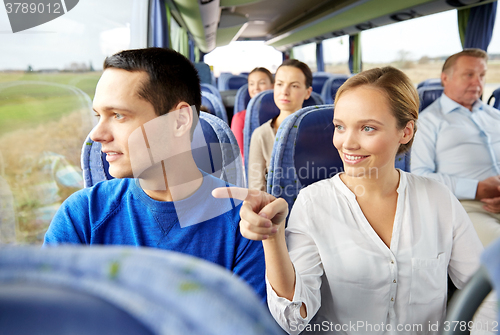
[391,297,394,302]
[390,260,394,264]
[393,279,396,283]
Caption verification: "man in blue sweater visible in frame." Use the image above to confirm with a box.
[44,48,266,301]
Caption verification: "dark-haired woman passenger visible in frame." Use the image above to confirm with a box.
[247,60,312,191]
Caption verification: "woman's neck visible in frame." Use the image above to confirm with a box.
[340,166,400,199]
[273,109,296,131]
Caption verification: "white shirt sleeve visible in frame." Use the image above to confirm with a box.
[266,194,324,335]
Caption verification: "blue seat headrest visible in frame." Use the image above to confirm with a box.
[227,76,247,90]
[294,108,341,187]
[418,87,443,112]
[312,75,330,94]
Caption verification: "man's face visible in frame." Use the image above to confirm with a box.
[442,55,487,110]
[91,68,157,178]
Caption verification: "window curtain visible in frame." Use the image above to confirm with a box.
[151,0,168,48]
[316,42,325,72]
[458,2,497,51]
[348,33,362,74]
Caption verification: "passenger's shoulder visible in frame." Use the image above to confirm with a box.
[65,178,133,213]
[420,100,444,120]
[297,176,338,203]
[405,172,453,196]
[86,178,133,197]
[198,173,242,227]
[252,119,273,137]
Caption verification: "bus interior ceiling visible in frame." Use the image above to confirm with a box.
[168,0,497,116]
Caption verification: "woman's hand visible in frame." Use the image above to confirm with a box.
[212,187,289,240]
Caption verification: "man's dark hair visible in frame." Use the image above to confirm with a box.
[103,48,201,123]
[276,59,313,88]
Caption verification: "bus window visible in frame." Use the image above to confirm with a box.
[323,36,350,75]
[292,42,317,73]
[0,0,147,245]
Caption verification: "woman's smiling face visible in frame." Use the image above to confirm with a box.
[248,71,273,98]
[333,85,410,179]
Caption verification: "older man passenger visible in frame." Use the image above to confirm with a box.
[412,48,500,247]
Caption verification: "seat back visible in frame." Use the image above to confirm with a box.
[193,112,244,187]
[201,83,223,102]
[0,283,154,335]
[201,91,229,124]
[487,87,500,109]
[218,74,247,91]
[267,105,338,211]
[0,246,284,335]
[320,75,350,104]
[267,105,411,213]
[82,112,244,188]
[417,78,442,89]
[233,83,251,117]
[311,72,333,94]
[227,76,247,90]
[243,90,324,178]
[418,86,444,112]
[194,62,214,85]
[443,237,500,335]
[217,73,232,91]
[480,237,500,325]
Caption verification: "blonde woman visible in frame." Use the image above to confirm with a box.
[215,67,496,334]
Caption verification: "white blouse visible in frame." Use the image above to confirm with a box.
[267,171,496,335]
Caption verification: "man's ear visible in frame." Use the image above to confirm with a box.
[441,71,448,88]
[400,120,414,145]
[172,102,193,137]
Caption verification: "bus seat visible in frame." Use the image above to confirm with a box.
[217,73,232,91]
[320,75,350,104]
[227,75,247,91]
[201,91,229,124]
[193,62,213,85]
[418,86,443,112]
[201,83,223,102]
[82,112,244,188]
[267,105,338,212]
[312,72,333,94]
[193,112,244,187]
[218,73,247,91]
[309,91,324,105]
[487,87,500,109]
[0,246,283,335]
[443,237,500,334]
[482,237,500,323]
[417,78,442,89]
[243,90,324,182]
[233,84,251,116]
[267,105,411,213]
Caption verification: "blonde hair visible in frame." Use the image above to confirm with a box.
[442,48,488,74]
[335,66,418,155]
